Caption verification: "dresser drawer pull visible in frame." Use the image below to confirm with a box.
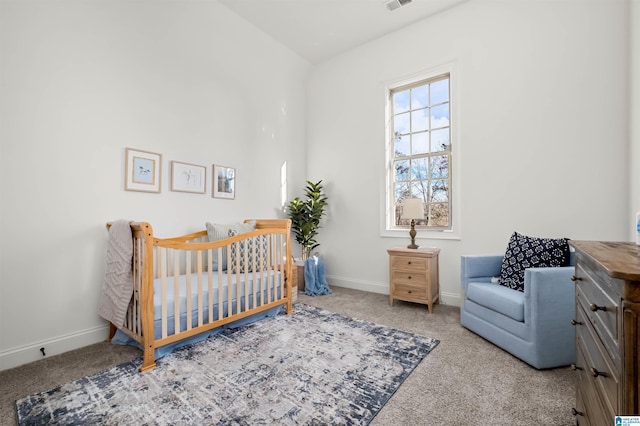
[589,367,606,378]
[570,275,583,282]
[571,319,583,326]
[589,303,607,312]
[408,276,412,279]
[407,261,412,265]
[571,408,583,416]
[571,363,583,371]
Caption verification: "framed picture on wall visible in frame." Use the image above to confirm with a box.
[171,160,206,194]
[125,148,162,193]
[212,164,235,199]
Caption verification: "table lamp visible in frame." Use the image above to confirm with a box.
[401,198,424,249]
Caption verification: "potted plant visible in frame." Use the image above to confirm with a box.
[287,180,328,260]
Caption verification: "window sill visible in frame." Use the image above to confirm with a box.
[381,228,461,241]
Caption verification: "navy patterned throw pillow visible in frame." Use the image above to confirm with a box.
[499,232,570,292]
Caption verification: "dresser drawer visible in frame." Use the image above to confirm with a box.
[575,346,608,426]
[390,255,427,272]
[575,305,619,420]
[575,263,620,363]
[575,387,591,426]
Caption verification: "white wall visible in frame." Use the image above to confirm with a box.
[307,0,631,303]
[631,0,640,238]
[0,0,310,369]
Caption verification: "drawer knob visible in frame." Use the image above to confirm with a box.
[589,367,606,378]
[571,408,583,416]
[571,319,583,326]
[589,303,607,312]
[570,275,583,282]
[407,261,412,265]
[571,363,583,371]
[408,276,412,279]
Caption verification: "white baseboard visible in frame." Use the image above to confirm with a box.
[439,291,462,307]
[327,275,463,307]
[327,275,390,294]
[0,324,110,371]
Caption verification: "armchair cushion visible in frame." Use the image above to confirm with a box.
[499,232,570,292]
[466,282,524,321]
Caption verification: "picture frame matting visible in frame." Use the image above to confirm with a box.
[212,164,236,199]
[171,160,206,194]
[125,147,162,193]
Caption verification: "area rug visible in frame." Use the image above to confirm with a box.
[15,304,439,425]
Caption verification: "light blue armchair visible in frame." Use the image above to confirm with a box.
[460,254,575,369]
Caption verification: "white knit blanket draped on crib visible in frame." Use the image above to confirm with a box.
[98,219,133,327]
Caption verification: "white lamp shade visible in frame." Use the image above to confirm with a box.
[401,198,424,220]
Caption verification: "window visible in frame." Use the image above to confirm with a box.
[387,73,451,231]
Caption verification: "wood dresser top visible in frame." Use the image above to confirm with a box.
[569,240,640,282]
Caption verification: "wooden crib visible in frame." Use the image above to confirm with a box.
[105,219,293,372]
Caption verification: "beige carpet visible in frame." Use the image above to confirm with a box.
[0,287,575,426]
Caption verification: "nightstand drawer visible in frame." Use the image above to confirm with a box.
[390,256,427,272]
[392,271,427,286]
[393,283,427,300]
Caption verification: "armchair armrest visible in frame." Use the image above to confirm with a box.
[460,254,504,293]
[525,266,576,332]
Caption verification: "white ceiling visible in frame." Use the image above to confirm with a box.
[219,0,469,64]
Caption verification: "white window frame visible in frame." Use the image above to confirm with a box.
[381,62,461,241]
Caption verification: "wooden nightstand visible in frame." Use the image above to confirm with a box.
[387,247,440,313]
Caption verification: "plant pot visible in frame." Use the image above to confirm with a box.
[293,259,306,292]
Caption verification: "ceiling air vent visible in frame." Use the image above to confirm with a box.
[385,0,413,12]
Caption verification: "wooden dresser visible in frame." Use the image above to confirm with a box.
[569,241,640,425]
[387,247,440,313]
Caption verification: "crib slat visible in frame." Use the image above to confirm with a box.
[228,243,234,318]
[218,249,223,321]
[276,235,287,299]
[197,250,203,328]
[273,235,278,301]
[245,244,248,302]
[186,251,192,331]
[174,252,180,334]
[159,247,167,339]
[245,239,251,311]
[276,237,280,302]
[267,238,273,304]
[234,243,239,315]
[208,249,213,323]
